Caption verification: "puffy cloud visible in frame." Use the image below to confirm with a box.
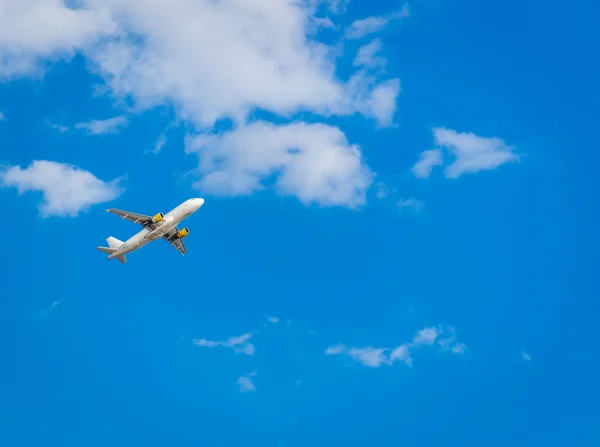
[0,0,116,79]
[78,0,398,128]
[325,325,465,368]
[192,332,255,356]
[185,121,373,209]
[74,115,128,135]
[0,160,123,217]
[411,149,443,179]
[0,0,407,206]
[433,128,519,178]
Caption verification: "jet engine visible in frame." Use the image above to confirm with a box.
[152,212,164,223]
[177,228,190,238]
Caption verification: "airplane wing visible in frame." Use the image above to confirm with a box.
[106,208,154,227]
[163,226,187,256]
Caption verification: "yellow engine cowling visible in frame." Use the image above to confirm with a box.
[152,212,164,223]
[177,228,190,238]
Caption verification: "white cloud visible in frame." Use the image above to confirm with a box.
[311,16,339,31]
[389,343,412,366]
[192,332,255,356]
[437,327,467,355]
[267,316,280,324]
[148,133,167,154]
[451,343,467,355]
[397,198,424,212]
[74,115,128,135]
[344,4,410,40]
[521,349,531,361]
[348,76,400,127]
[46,119,69,134]
[0,0,407,208]
[325,344,346,355]
[433,128,519,178]
[347,346,389,368]
[412,326,439,346]
[354,39,386,69]
[325,0,350,14]
[237,374,256,393]
[375,181,393,199]
[81,0,399,128]
[31,299,62,318]
[0,0,117,79]
[325,325,465,368]
[0,160,123,217]
[411,149,443,179]
[185,121,373,209]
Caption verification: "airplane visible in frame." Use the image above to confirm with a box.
[96,198,205,264]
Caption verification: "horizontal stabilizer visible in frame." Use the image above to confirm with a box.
[97,246,117,255]
[97,236,127,264]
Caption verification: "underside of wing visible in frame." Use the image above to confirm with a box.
[163,226,187,256]
[106,208,160,228]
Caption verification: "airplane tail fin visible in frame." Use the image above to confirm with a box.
[96,237,127,264]
[107,236,124,249]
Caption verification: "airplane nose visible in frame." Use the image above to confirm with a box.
[196,198,205,208]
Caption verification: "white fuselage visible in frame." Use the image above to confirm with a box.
[109,198,204,259]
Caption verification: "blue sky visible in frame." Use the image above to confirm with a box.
[1,0,599,445]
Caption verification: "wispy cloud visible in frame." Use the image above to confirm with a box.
[31,300,61,318]
[397,197,424,212]
[0,111,5,121]
[74,116,129,135]
[413,327,439,345]
[354,39,386,69]
[325,344,346,355]
[148,133,167,154]
[326,0,350,14]
[238,371,257,393]
[374,181,394,199]
[437,327,467,355]
[411,149,443,179]
[46,116,129,135]
[521,349,531,361]
[0,160,123,217]
[345,4,410,40]
[193,332,255,356]
[267,316,280,324]
[325,325,465,368]
[433,128,519,178]
[46,119,69,134]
